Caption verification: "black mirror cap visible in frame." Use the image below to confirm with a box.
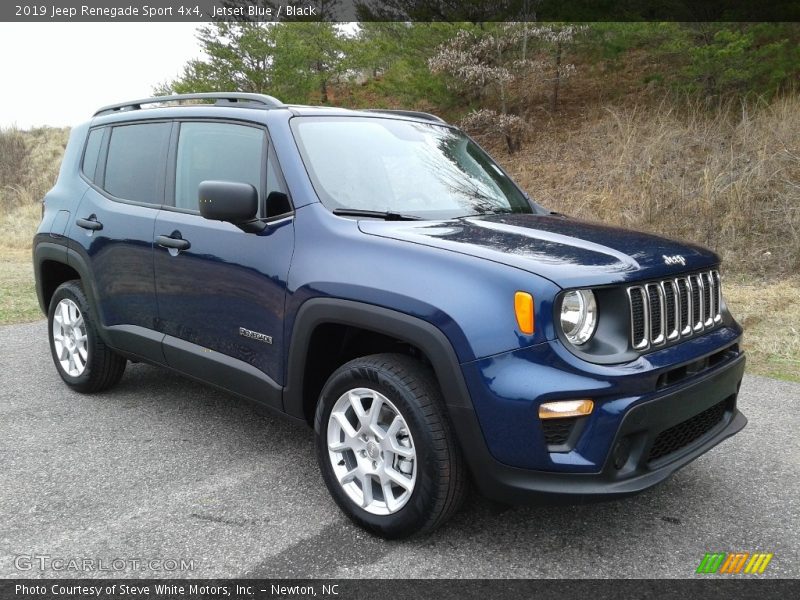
[198,180,258,223]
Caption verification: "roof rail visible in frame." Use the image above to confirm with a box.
[363,109,447,124]
[93,93,284,117]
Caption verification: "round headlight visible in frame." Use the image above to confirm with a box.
[560,289,597,346]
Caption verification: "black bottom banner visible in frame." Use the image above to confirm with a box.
[1,579,799,600]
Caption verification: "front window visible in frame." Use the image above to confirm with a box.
[174,122,265,211]
[291,116,537,220]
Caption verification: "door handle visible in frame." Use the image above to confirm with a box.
[156,234,191,251]
[76,216,103,231]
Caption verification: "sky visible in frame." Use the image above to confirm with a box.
[0,23,203,129]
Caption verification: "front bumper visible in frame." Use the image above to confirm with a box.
[451,333,746,504]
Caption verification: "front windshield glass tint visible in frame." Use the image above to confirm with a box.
[291,117,535,219]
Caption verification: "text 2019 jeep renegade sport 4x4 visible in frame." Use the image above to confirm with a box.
[34,93,746,538]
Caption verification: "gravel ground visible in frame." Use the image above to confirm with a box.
[0,320,797,579]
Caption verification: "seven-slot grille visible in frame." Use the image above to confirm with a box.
[627,270,722,351]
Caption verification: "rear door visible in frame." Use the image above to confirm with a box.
[69,121,171,361]
[152,120,294,408]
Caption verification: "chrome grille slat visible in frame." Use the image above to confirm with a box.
[712,270,722,323]
[701,272,714,327]
[627,270,722,351]
[690,274,703,332]
[676,277,691,336]
[646,283,665,345]
[706,271,716,322]
[662,280,679,340]
[627,286,649,350]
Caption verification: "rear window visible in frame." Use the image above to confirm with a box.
[104,123,171,204]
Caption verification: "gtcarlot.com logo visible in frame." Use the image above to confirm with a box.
[14,554,195,573]
[696,552,773,575]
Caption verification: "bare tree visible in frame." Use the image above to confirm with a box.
[429,23,584,152]
[533,25,583,112]
[429,25,530,152]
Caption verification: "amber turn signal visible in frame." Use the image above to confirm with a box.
[538,399,594,420]
[514,291,535,335]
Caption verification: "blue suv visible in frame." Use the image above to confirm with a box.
[33,93,747,538]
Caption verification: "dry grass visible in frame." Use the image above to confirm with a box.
[0,249,39,325]
[0,126,67,325]
[0,126,69,209]
[495,95,800,277]
[725,278,800,382]
[2,202,42,249]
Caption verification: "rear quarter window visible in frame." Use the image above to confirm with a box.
[81,128,103,182]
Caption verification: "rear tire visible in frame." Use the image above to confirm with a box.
[48,280,126,393]
[314,353,467,538]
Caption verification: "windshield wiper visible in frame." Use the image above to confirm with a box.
[332,208,422,221]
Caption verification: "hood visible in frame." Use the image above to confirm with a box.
[358,214,719,289]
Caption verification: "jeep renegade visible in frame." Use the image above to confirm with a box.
[33,93,747,538]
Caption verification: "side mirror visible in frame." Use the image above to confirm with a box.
[198,180,258,224]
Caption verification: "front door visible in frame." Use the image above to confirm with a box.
[152,120,294,408]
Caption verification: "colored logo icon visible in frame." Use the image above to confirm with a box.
[696,552,773,574]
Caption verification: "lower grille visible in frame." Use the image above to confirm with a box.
[647,398,729,463]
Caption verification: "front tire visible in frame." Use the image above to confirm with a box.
[48,280,126,393]
[314,353,467,538]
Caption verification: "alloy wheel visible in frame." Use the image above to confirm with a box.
[51,298,88,377]
[327,387,417,515]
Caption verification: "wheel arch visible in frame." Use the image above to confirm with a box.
[34,242,77,313]
[283,299,475,426]
[34,242,107,341]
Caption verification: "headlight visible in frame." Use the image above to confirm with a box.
[560,289,597,345]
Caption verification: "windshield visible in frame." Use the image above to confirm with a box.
[291,116,537,220]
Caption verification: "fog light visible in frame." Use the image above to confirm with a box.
[538,399,594,420]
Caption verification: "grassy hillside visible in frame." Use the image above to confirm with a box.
[492,95,800,277]
[0,126,69,208]
[0,127,69,324]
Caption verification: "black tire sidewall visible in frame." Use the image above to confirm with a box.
[315,360,444,538]
[47,282,100,389]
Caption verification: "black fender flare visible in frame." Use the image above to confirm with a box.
[33,242,110,345]
[32,241,68,314]
[282,298,475,421]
